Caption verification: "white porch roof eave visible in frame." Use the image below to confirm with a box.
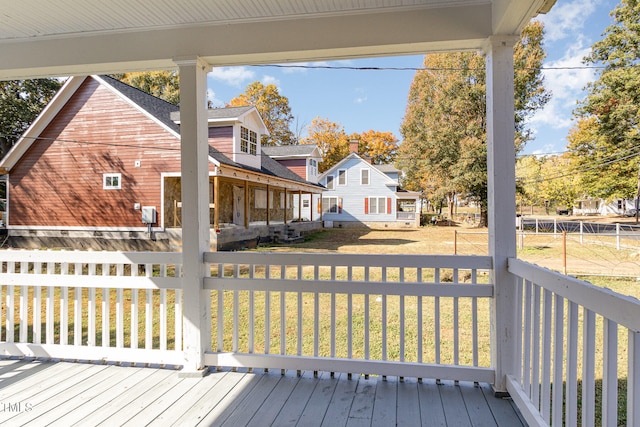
[0,0,554,80]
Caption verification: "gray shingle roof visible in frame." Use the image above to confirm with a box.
[100,75,180,133]
[373,164,400,173]
[261,145,318,157]
[206,105,253,119]
[100,76,320,188]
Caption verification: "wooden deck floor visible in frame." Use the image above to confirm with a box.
[0,358,526,426]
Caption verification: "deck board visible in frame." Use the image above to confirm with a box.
[346,375,377,427]
[246,372,299,426]
[439,381,474,426]
[371,375,397,427]
[320,372,359,427]
[16,364,123,425]
[271,371,319,427]
[220,372,282,427]
[199,371,264,426]
[0,359,527,426]
[296,371,339,427]
[418,379,448,426]
[397,378,422,426]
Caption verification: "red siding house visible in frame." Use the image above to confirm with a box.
[0,75,323,250]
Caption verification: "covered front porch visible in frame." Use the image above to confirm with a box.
[164,171,323,251]
[0,0,638,425]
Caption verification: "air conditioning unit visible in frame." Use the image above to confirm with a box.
[141,206,156,224]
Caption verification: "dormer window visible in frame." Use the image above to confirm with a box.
[240,126,257,155]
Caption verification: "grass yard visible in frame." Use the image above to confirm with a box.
[2,224,637,425]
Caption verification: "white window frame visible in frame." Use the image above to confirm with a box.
[322,197,340,214]
[103,173,121,190]
[326,175,335,190]
[337,169,347,186]
[368,196,386,214]
[361,168,370,186]
[240,126,258,155]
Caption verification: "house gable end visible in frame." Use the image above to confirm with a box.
[8,77,182,229]
[0,76,88,172]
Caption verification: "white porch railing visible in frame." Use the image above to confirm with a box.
[396,212,416,220]
[507,258,640,427]
[2,249,640,425]
[203,252,494,383]
[0,250,184,366]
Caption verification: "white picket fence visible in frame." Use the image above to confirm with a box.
[507,258,640,427]
[0,250,184,366]
[203,252,495,382]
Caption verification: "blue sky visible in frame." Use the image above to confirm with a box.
[205,0,619,156]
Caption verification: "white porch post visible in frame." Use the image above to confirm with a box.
[176,56,212,375]
[485,36,518,393]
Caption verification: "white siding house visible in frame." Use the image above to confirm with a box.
[319,153,420,228]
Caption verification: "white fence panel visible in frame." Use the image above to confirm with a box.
[204,252,494,382]
[0,250,183,366]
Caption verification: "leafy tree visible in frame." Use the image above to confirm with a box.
[516,155,544,213]
[538,154,581,210]
[567,116,635,200]
[301,117,349,172]
[399,21,549,226]
[228,81,296,146]
[517,154,580,212]
[0,79,63,159]
[113,71,180,104]
[570,0,640,200]
[358,130,398,165]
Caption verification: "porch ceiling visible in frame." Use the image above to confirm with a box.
[0,0,553,79]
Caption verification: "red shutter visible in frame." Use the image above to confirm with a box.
[318,199,322,214]
[338,198,343,214]
[364,198,369,214]
[387,198,392,214]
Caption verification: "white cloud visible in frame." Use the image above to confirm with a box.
[530,40,596,131]
[531,143,562,156]
[261,75,280,86]
[538,0,598,42]
[208,66,255,87]
[206,88,225,108]
[354,96,368,104]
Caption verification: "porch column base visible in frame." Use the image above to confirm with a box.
[491,384,511,398]
[178,367,210,378]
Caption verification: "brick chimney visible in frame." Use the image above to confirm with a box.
[349,139,359,154]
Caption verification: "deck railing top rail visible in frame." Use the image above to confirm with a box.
[509,257,640,332]
[205,251,493,271]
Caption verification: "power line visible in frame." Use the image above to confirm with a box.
[249,63,616,72]
[518,147,640,184]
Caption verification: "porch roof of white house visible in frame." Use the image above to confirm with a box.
[0,0,554,80]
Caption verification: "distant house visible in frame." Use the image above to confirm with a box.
[0,75,323,250]
[573,198,637,216]
[261,144,323,222]
[318,143,420,228]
